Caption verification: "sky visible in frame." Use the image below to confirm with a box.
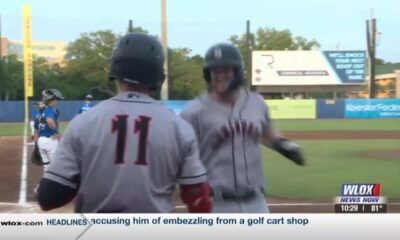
[1,0,399,62]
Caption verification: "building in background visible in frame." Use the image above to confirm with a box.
[347,64,400,99]
[251,50,400,99]
[252,50,369,99]
[0,37,66,65]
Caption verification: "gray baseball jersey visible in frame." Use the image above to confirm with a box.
[42,92,207,213]
[180,88,270,195]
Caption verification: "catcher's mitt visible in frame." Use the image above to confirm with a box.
[31,143,45,166]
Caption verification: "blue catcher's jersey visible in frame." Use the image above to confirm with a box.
[31,110,39,121]
[33,109,44,130]
[78,102,94,114]
[36,106,59,137]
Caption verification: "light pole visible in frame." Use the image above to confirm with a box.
[161,0,168,100]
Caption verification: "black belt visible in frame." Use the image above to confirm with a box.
[40,135,53,138]
[211,188,258,202]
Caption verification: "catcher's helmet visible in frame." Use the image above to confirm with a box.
[203,43,244,91]
[42,89,64,102]
[85,94,93,100]
[109,33,165,89]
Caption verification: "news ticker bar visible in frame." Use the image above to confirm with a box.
[334,197,386,204]
[335,204,387,213]
[0,214,399,239]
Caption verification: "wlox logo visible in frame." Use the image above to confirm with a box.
[341,184,380,196]
[337,184,384,204]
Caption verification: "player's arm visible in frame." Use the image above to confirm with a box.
[45,110,60,139]
[177,120,212,213]
[180,105,201,138]
[46,116,58,130]
[260,98,305,166]
[33,118,39,142]
[180,183,211,213]
[262,128,305,166]
[33,130,39,142]
[37,120,81,211]
[37,179,77,211]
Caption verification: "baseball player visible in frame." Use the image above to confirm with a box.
[34,89,64,170]
[180,43,305,213]
[77,94,94,114]
[30,102,43,141]
[37,33,212,213]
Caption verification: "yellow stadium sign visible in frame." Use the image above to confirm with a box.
[266,100,316,119]
[23,4,33,97]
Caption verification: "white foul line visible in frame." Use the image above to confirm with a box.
[18,123,28,204]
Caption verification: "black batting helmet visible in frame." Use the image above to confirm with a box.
[203,43,244,91]
[109,33,165,89]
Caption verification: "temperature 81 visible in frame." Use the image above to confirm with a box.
[371,204,382,212]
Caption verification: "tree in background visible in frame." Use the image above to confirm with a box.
[0,55,24,100]
[168,48,205,99]
[64,27,152,99]
[375,58,385,65]
[31,57,63,100]
[64,30,121,99]
[229,27,320,83]
[0,26,324,100]
[64,28,205,100]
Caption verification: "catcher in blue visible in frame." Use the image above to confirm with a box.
[32,89,63,193]
[30,102,45,142]
[180,43,306,213]
[37,33,212,213]
[34,89,64,170]
[77,94,94,114]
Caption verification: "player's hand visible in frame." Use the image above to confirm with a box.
[282,142,305,166]
[272,138,306,166]
[52,134,61,141]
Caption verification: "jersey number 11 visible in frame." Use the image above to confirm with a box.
[112,115,151,165]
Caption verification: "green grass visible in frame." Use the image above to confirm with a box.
[1,119,399,136]
[263,139,400,198]
[0,122,69,137]
[0,123,25,136]
[1,120,399,199]
[273,119,400,131]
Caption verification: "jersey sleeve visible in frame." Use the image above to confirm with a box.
[34,117,39,130]
[180,105,194,126]
[180,101,201,138]
[176,119,207,185]
[30,110,37,120]
[42,120,81,189]
[44,108,57,121]
[257,93,272,137]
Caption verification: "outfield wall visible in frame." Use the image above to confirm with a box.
[0,99,399,122]
[0,101,102,122]
[316,99,345,119]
